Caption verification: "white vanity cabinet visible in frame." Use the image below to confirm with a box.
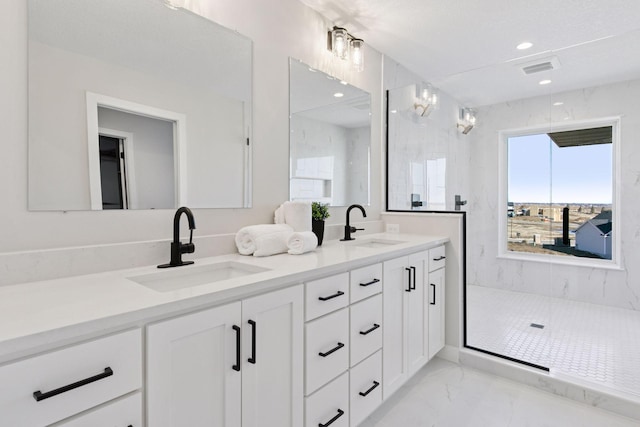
[304,265,384,427]
[147,285,303,427]
[0,329,142,427]
[427,245,446,360]
[382,251,429,399]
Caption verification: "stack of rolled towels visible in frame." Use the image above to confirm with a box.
[235,201,319,257]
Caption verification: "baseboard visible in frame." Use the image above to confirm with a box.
[435,345,459,363]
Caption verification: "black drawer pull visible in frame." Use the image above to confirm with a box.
[430,283,436,305]
[359,278,380,287]
[433,255,446,261]
[232,325,241,371]
[410,266,416,290]
[318,291,344,301]
[248,319,257,364]
[359,323,380,335]
[319,342,344,357]
[359,380,380,397]
[33,367,113,402]
[405,267,411,292]
[319,409,344,427]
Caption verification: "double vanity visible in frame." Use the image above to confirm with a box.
[0,233,448,426]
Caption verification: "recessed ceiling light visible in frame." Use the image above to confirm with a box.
[553,101,564,106]
[517,42,533,50]
[334,92,344,98]
[340,80,348,85]
[539,79,552,85]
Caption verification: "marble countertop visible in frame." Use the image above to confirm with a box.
[0,233,447,362]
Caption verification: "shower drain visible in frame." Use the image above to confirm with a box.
[530,323,545,329]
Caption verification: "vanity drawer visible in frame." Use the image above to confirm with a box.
[350,263,382,303]
[52,392,142,427]
[305,308,349,395]
[428,245,446,272]
[305,272,349,321]
[350,351,382,427]
[350,294,382,366]
[305,372,349,427]
[0,329,142,427]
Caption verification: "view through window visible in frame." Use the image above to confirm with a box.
[507,125,613,260]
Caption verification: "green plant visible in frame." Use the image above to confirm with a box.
[311,202,330,221]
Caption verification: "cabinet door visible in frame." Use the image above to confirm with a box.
[147,302,242,427]
[242,285,303,427]
[428,267,446,359]
[406,251,428,375]
[382,256,409,399]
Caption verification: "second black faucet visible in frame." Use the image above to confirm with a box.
[341,204,367,241]
[158,206,196,268]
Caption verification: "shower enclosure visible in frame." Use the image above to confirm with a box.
[386,61,640,399]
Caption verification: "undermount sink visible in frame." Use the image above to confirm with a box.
[128,261,270,292]
[353,238,406,249]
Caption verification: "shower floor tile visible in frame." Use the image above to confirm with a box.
[466,285,640,397]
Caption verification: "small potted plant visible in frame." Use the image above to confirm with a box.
[311,202,330,245]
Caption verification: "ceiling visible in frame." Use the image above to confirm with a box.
[298,0,640,107]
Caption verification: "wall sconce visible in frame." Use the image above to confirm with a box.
[414,82,438,117]
[328,26,365,72]
[457,108,477,134]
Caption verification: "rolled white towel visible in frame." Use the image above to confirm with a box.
[235,224,293,256]
[274,204,285,224]
[287,231,318,255]
[283,201,312,232]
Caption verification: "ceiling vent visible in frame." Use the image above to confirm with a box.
[518,56,561,75]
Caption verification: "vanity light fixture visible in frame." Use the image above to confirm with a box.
[328,26,365,72]
[457,108,477,134]
[414,82,439,117]
[350,38,365,72]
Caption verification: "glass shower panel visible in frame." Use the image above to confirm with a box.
[387,85,452,211]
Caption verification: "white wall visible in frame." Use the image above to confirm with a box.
[0,0,383,284]
[468,79,640,311]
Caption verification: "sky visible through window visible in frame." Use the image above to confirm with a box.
[508,134,612,204]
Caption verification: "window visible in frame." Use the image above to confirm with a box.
[500,120,618,263]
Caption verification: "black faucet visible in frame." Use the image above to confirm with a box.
[341,204,367,241]
[158,206,196,268]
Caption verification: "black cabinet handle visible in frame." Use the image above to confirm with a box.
[433,255,446,261]
[248,319,256,364]
[33,367,113,402]
[232,325,241,371]
[318,291,344,301]
[319,409,344,427]
[430,283,436,305]
[359,323,380,335]
[410,266,416,290]
[359,380,380,397]
[405,267,411,292]
[319,342,344,357]
[359,278,380,287]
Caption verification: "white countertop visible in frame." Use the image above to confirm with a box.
[0,233,447,362]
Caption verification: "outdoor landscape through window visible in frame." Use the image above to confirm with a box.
[507,126,613,260]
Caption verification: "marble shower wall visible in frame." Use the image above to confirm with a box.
[467,78,640,311]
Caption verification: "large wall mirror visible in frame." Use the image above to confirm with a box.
[289,58,371,207]
[28,0,252,210]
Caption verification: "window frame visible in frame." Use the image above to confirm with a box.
[497,117,622,269]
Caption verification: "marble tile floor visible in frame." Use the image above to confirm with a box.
[466,285,640,397]
[359,358,638,427]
